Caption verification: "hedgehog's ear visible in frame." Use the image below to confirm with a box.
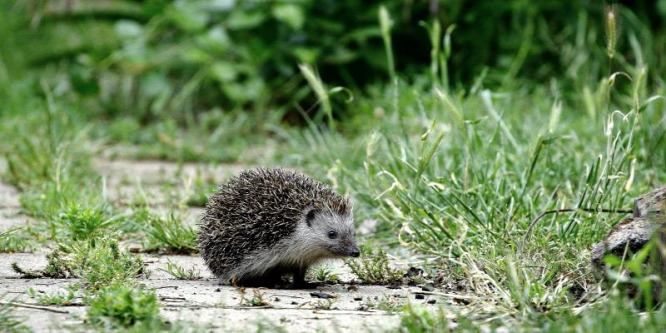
[305,208,319,227]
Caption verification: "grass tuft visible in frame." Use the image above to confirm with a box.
[0,227,35,253]
[140,210,198,255]
[87,284,162,330]
[346,247,404,285]
[158,260,202,280]
[399,303,451,333]
[28,287,76,306]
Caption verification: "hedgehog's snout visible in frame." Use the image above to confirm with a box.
[329,238,360,257]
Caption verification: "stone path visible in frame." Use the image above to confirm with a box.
[0,159,447,332]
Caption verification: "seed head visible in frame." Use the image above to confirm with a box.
[605,3,618,59]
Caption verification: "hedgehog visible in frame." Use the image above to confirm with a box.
[198,168,360,287]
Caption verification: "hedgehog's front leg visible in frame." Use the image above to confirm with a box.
[293,266,318,289]
[293,266,306,286]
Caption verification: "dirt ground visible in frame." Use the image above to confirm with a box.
[0,160,452,332]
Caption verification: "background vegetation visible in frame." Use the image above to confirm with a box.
[1,0,666,331]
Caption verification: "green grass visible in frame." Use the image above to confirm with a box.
[297,78,665,328]
[282,6,665,329]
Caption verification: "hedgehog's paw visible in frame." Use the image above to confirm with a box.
[233,273,288,289]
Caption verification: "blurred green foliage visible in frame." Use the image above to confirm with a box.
[1,0,665,123]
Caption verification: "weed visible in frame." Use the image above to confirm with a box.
[158,259,202,280]
[141,210,198,255]
[345,247,404,285]
[184,172,218,207]
[72,237,145,290]
[28,287,76,306]
[399,303,451,333]
[311,266,339,283]
[41,249,78,278]
[555,293,666,332]
[239,289,269,307]
[0,227,35,253]
[254,320,289,333]
[299,64,338,130]
[363,295,402,312]
[54,203,118,241]
[313,299,336,310]
[603,229,666,310]
[87,284,162,329]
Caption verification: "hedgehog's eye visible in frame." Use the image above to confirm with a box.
[328,231,338,239]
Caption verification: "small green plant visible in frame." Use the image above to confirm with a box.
[311,266,339,283]
[73,237,145,290]
[41,249,78,278]
[363,295,402,312]
[0,227,35,253]
[405,274,427,286]
[399,303,450,333]
[28,287,76,306]
[239,289,269,307]
[158,260,202,280]
[184,172,218,207]
[54,203,118,241]
[254,321,289,333]
[87,284,162,329]
[142,211,198,255]
[314,299,336,310]
[603,234,665,310]
[345,247,404,285]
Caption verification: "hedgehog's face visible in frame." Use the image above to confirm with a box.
[304,207,360,258]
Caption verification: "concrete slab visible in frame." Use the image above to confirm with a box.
[94,159,246,187]
[1,276,443,333]
[4,285,406,332]
[0,208,31,232]
[160,306,401,332]
[1,304,87,333]
[0,252,449,332]
[94,159,246,208]
[0,181,21,208]
[0,253,47,278]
